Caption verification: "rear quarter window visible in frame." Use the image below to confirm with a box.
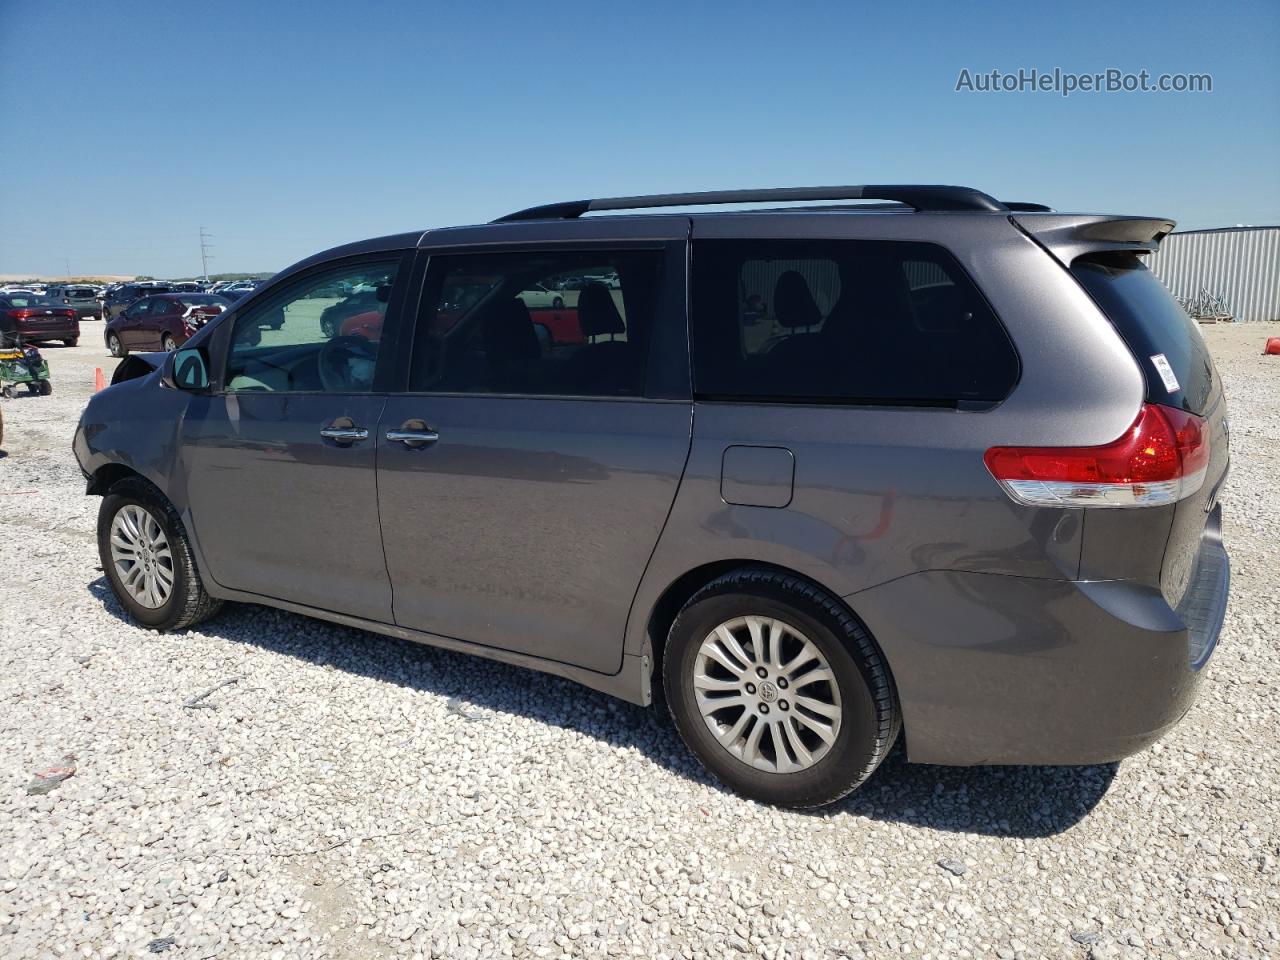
[690,239,1018,406]
[1070,253,1216,415]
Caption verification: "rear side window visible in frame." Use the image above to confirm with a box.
[1071,253,1215,415]
[410,250,662,397]
[691,239,1018,405]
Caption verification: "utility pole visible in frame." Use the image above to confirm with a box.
[199,227,214,283]
[65,257,72,279]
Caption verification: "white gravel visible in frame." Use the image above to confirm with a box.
[1,322,1278,960]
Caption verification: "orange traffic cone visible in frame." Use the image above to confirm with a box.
[1265,338,1280,356]
[94,368,105,392]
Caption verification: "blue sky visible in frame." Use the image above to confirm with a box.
[1,0,1277,278]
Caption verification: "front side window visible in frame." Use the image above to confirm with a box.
[410,250,662,397]
[224,259,399,393]
[691,239,1018,405]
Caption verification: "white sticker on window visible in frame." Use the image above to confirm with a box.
[1150,353,1180,393]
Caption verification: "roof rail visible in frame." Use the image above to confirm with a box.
[494,185,1009,222]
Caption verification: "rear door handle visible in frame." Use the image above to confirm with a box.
[386,429,440,447]
[386,419,439,449]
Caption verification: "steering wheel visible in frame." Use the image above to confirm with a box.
[317,335,378,392]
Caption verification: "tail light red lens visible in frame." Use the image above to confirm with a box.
[985,403,1209,508]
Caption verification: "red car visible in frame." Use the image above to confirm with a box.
[0,294,80,346]
[105,293,231,357]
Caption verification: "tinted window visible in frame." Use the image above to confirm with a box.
[1071,253,1215,415]
[410,250,662,397]
[225,259,400,393]
[691,240,1018,405]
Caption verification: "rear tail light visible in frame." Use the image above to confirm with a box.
[985,403,1209,508]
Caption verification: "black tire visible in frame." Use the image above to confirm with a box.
[27,382,40,395]
[107,333,125,358]
[552,296,564,309]
[161,334,177,352]
[2,386,13,399]
[663,567,900,808]
[39,380,52,395]
[63,338,78,347]
[97,477,223,631]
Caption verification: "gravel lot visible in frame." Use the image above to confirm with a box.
[1,322,1278,960]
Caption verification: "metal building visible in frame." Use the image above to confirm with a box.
[1146,225,1280,323]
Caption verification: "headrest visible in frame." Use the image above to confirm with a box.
[773,270,822,328]
[483,297,540,359]
[577,282,625,336]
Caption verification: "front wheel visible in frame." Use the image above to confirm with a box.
[663,568,900,808]
[63,338,79,347]
[39,380,52,395]
[97,478,223,631]
[161,334,177,351]
[107,333,124,358]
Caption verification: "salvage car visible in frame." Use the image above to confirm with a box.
[74,185,1231,807]
[104,293,232,356]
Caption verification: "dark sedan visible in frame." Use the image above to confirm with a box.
[0,294,80,346]
[102,283,174,321]
[104,293,231,357]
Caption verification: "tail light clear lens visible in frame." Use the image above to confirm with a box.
[985,403,1209,508]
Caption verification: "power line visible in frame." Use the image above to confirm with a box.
[199,227,215,283]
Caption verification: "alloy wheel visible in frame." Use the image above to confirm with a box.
[108,504,174,609]
[693,616,842,773]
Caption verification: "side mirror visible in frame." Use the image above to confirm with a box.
[171,347,210,390]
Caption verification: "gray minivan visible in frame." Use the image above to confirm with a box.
[74,185,1230,807]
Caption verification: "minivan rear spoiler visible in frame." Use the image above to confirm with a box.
[1012,214,1176,265]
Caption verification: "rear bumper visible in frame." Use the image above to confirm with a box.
[18,324,79,341]
[850,536,1229,766]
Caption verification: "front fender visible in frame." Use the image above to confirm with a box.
[74,370,190,501]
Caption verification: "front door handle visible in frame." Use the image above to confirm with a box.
[321,427,369,442]
[320,415,368,445]
[386,418,439,449]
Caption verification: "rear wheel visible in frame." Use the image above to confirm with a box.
[63,338,78,347]
[39,380,52,395]
[97,478,223,631]
[161,334,177,351]
[107,333,125,358]
[663,567,900,808]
